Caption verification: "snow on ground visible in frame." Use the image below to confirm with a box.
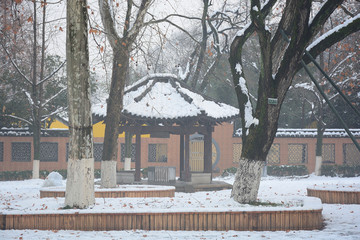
[1,175,359,239]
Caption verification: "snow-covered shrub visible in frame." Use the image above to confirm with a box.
[42,171,63,187]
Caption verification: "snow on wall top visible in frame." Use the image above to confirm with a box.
[234,128,360,138]
[93,74,239,121]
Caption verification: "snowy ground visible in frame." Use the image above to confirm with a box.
[1,174,359,239]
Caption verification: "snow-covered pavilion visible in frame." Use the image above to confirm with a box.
[93,74,239,182]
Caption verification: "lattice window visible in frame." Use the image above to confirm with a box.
[267,143,280,164]
[94,143,103,162]
[40,142,58,162]
[322,144,335,163]
[66,143,103,162]
[0,142,3,162]
[288,144,307,164]
[120,143,135,162]
[343,143,360,165]
[232,143,242,163]
[148,144,167,162]
[12,142,31,162]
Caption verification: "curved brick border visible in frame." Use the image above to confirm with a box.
[0,209,323,231]
[307,188,360,204]
[40,188,175,198]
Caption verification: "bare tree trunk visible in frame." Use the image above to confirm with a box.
[315,105,325,175]
[190,0,209,89]
[99,0,152,188]
[31,0,40,179]
[65,0,94,208]
[101,48,128,187]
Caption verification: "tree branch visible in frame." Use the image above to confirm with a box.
[41,87,67,108]
[37,60,66,86]
[0,42,32,85]
[3,114,32,125]
[307,0,344,44]
[304,14,360,65]
[98,0,122,48]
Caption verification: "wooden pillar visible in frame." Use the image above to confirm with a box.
[184,133,191,182]
[135,133,141,181]
[204,125,212,175]
[179,134,184,180]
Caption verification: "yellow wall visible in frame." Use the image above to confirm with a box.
[49,119,68,129]
[49,119,148,138]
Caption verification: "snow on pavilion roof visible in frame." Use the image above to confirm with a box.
[92,74,239,122]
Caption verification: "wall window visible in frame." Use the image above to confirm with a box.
[12,142,31,162]
[0,142,3,162]
[148,144,167,162]
[40,142,58,162]
[288,144,307,164]
[343,143,360,165]
[267,143,280,164]
[94,143,103,162]
[232,143,242,163]
[120,143,135,162]
[322,144,335,163]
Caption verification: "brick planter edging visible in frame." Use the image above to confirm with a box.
[307,188,360,204]
[0,209,323,231]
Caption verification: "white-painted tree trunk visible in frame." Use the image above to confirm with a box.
[65,158,95,208]
[101,160,117,188]
[315,156,322,176]
[124,157,131,171]
[65,0,94,209]
[231,158,264,203]
[32,160,40,179]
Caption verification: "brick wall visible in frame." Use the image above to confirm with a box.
[1,123,359,176]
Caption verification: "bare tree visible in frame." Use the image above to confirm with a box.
[98,0,153,187]
[0,0,66,179]
[229,0,360,203]
[65,0,94,208]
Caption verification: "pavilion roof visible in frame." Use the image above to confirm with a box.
[93,74,239,125]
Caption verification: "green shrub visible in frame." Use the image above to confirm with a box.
[141,168,148,178]
[321,165,360,177]
[221,167,238,177]
[267,165,308,176]
[0,169,102,181]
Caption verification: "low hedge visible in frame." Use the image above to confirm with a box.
[221,167,238,177]
[222,165,309,177]
[267,165,309,176]
[0,169,101,181]
[321,165,360,177]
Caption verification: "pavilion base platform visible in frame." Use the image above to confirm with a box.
[142,179,233,193]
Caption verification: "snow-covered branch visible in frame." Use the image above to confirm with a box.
[41,87,66,108]
[305,13,360,63]
[23,90,35,107]
[37,61,66,86]
[4,114,32,125]
[41,106,68,122]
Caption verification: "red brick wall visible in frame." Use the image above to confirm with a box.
[1,124,359,176]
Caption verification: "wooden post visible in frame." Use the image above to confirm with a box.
[184,133,191,182]
[204,125,212,176]
[180,134,184,180]
[135,133,141,181]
